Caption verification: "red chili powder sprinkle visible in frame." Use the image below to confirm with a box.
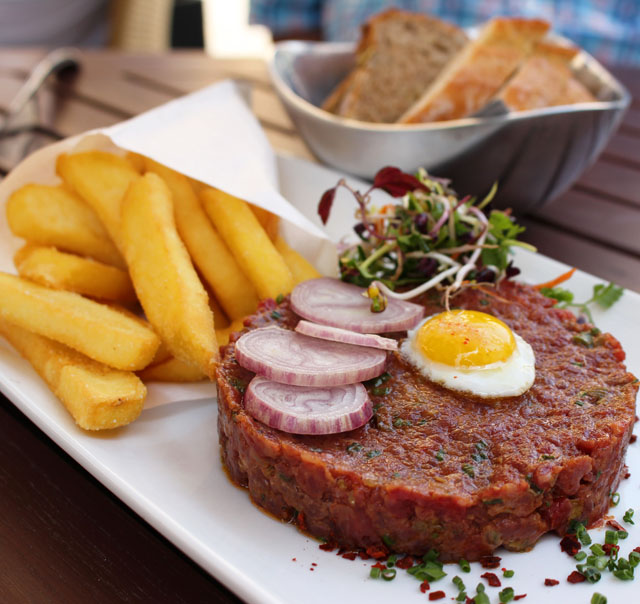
[371,562,387,570]
[366,545,389,560]
[544,579,559,586]
[607,519,625,532]
[479,555,501,569]
[514,595,527,600]
[567,571,586,583]
[481,572,501,587]
[419,580,430,593]
[559,535,581,556]
[311,563,317,566]
[631,434,637,443]
[428,591,445,601]
[395,556,415,569]
[603,543,620,556]
[310,568,315,571]
[625,471,631,479]
[633,546,640,554]
[292,558,296,561]
[341,552,357,561]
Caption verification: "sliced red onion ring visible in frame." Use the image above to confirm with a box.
[291,277,424,333]
[295,320,398,351]
[245,376,373,435]
[235,325,387,386]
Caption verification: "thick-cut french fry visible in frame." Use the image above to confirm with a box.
[125,151,146,173]
[200,188,294,300]
[6,184,125,268]
[0,272,159,370]
[56,151,139,251]
[0,319,146,430]
[138,357,206,382]
[121,173,218,377]
[143,158,259,320]
[215,318,246,347]
[14,244,136,303]
[207,288,230,329]
[273,236,322,284]
[250,204,279,241]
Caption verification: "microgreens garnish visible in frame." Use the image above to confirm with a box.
[318,166,534,308]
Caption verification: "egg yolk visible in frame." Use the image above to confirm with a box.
[416,310,516,368]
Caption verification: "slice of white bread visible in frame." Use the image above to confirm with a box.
[552,75,597,105]
[399,17,550,123]
[322,9,467,123]
[497,41,588,111]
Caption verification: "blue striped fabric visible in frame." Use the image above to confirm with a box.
[250,0,640,65]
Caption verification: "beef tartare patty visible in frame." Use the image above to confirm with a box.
[216,281,638,561]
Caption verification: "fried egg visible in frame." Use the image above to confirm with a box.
[401,310,535,398]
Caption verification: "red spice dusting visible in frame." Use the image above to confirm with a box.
[603,543,620,556]
[514,595,527,601]
[395,556,415,569]
[625,471,631,479]
[428,591,445,601]
[319,542,336,552]
[607,519,625,532]
[479,555,501,569]
[366,545,389,560]
[480,572,501,587]
[544,579,559,586]
[371,562,387,570]
[419,580,430,593]
[567,571,586,583]
[292,558,296,561]
[341,552,357,561]
[631,434,637,443]
[311,563,317,566]
[358,551,371,560]
[559,535,581,556]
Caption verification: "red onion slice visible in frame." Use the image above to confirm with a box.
[295,320,398,351]
[235,325,387,386]
[291,277,424,333]
[245,376,372,435]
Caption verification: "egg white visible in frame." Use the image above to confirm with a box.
[401,316,536,398]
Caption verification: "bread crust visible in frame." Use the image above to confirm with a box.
[399,17,550,123]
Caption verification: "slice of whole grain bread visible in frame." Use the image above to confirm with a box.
[322,9,467,123]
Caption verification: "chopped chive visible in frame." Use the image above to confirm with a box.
[366,449,382,459]
[503,569,514,578]
[591,594,607,604]
[576,524,592,546]
[452,575,465,591]
[617,530,629,539]
[381,568,396,581]
[575,551,587,561]
[275,293,284,304]
[459,558,471,573]
[590,544,605,556]
[462,463,475,478]
[370,566,381,579]
[605,530,619,545]
[623,508,635,524]
[436,448,445,461]
[610,492,621,506]
[499,587,515,603]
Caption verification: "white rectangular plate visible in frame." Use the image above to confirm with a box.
[1,155,638,604]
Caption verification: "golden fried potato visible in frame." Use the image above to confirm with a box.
[250,204,279,241]
[215,318,246,347]
[138,356,206,382]
[121,173,218,377]
[14,244,136,303]
[206,288,230,329]
[56,151,139,251]
[6,183,125,268]
[0,272,159,370]
[0,319,146,430]
[200,188,294,300]
[273,236,322,284]
[125,151,146,173]
[143,158,259,320]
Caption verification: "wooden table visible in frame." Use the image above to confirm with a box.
[0,49,639,603]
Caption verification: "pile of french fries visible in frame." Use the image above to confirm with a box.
[1,150,320,430]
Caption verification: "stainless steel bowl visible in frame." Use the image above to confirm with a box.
[269,39,630,214]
